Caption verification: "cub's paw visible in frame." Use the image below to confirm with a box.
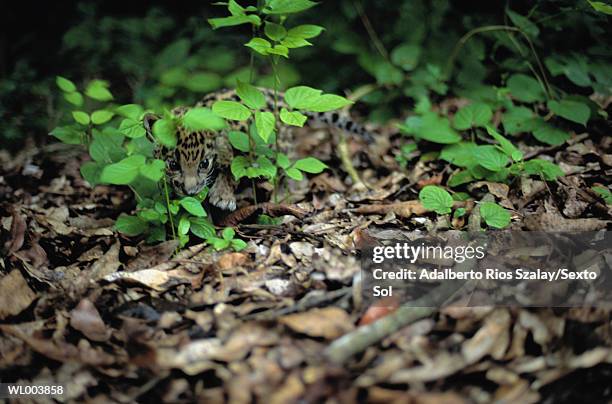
[208,173,236,211]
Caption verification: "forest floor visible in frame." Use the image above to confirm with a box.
[1,114,612,403]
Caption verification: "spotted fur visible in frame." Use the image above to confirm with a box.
[145,88,371,211]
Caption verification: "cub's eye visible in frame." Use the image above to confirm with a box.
[167,159,180,171]
[199,158,210,170]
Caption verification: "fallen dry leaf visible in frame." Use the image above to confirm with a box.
[280,307,354,339]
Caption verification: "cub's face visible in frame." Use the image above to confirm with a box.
[164,129,217,196]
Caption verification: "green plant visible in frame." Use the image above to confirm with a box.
[51,76,245,250]
[207,0,351,202]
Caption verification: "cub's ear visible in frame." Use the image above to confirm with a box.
[143,113,160,137]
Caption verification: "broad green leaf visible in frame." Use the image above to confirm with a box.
[72,111,90,125]
[478,145,509,172]
[448,170,474,187]
[264,0,316,14]
[285,86,322,109]
[485,125,523,161]
[419,185,453,214]
[279,108,307,127]
[480,202,511,228]
[399,112,461,144]
[208,14,261,29]
[180,197,207,217]
[115,104,144,120]
[507,74,545,103]
[152,119,177,148]
[255,111,276,141]
[521,159,564,180]
[287,24,324,39]
[390,43,421,71]
[592,186,612,204]
[138,209,160,222]
[119,118,146,138]
[211,237,231,250]
[231,156,250,180]
[64,92,83,106]
[236,81,266,109]
[85,79,113,101]
[182,107,226,131]
[453,103,492,130]
[222,227,235,241]
[91,110,115,125]
[212,100,251,121]
[281,36,312,48]
[587,0,612,14]
[100,155,146,185]
[307,94,353,112]
[294,157,327,173]
[285,167,303,180]
[502,106,537,135]
[231,239,248,251]
[228,131,250,152]
[56,76,76,92]
[89,129,125,162]
[506,9,539,37]
[80,161,103,186]
[532,120,570,145]
[440,142,479,167]
[178,216,191,235]
[244,37,272,55]
[267,45,289,58]
[50,126,84,145]
[139,159,165,182]
[116,214,148,236]
[160,66,188,86]
[184,72,222,92]
[264,22,287,41]
[253,156,277,179]
[547,99,590,126]
[190,217,215,239]
[276,153,290,169]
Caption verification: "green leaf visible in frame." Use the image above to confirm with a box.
[228,131,250,152]
[231,156,250,180]
[211,237,231,250]
[236,81,266,109]
[231,239,248,251]
[244,37,272,55]
[448,170,474,187]
[267,45,289,58]
[478,145,509,172]
[85,80,113,101]
[307,94,352,112]
[294,157,327,173]
[521,159,564,181]
[453,103,492,130]
[180,197,207,217]
[89,128,125,162]
[281,36,312,48]
[100,155,146,185]
[184,72,222,92]
[279,108,307,127]
[532,120,570,146]
[119,118,146,138]
[592,186,612,204]
[506,9,539,37]
[547,99,590,126]
[507,74,544,103]
[212,100,251,121]
[399,112,461,144]
[115,104,144,120]
[502,106,537,135]
[208,14,261,29]
[153,119,177,148]
[264,21,287,41]
[390,43,421,71]
[287,24,324,39]
[222,227,235,241]
[116,214,148,236]
[485,125,523,161]
[64,92,84,107]
[91,110,115,125]
[285,167,303,180]
[276,153,290,169]
[264,0,317,14]
[50,126,84,145]
[182,107,226,131]
[285,86,322,109]
[139,159,165,182]
[480,202,511,229]
[255,111,276,141]
[419,185,454,214]
[178,216,191,235]
[440,142,479,168]
[588,0,612,14]
[253,156,277,179]
[56,76,77,92]
[190,217,215,239]
[72,111,90,125]
[80,161,103,186]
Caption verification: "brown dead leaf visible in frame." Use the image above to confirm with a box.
[5,209,26,254]
[221,203,307,226]
[524,199,610,231]
[125,240,179,272]
[462,309,511,364]
[354,200,428,218]
[103,268,193,291]
[280,307,354,339]
[0,270,37,319]
[70,299,111,342]
[217,252,249,270]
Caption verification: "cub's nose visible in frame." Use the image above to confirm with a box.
[183,175,200,195]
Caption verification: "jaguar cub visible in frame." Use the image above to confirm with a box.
[144,88,370,211]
